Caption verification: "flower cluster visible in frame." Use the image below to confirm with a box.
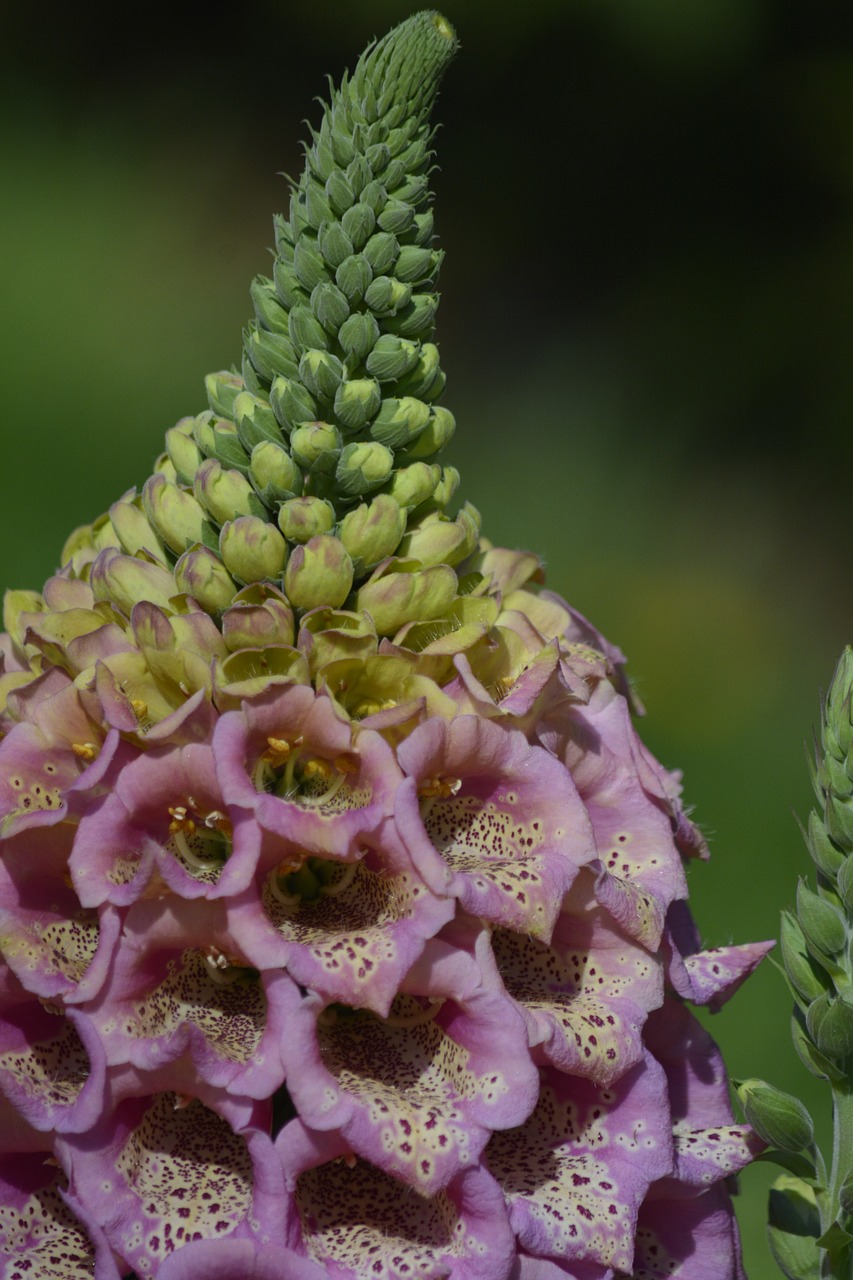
[0,12,772,1279]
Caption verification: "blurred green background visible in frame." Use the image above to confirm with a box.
[2,1,853,1274]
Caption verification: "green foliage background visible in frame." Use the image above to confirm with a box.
[2,2,852,1274]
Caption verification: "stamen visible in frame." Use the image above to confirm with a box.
[417,776,462,799]
[168,805,196,836]
[71,742,99,762]
[131,699,148,720]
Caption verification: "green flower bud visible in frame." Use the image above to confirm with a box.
[220,515,287,584]
[233,392,284,451]
[355,560,457,636]
[779,910,829,1003]
[838,854,853,913]
[273,258,308,311]
[142,473,209,556]
[365,334,420,381]
[109,493,168,564]
[335,441,394,498]
[288,303,329,354]
[826,791,853,850]
[221,586,295,652]
[284,534,354,612]
[341,201,377,250]
[246,323,301,383]
[310,281,350,334]
[388,462,441,510]
[385,293,438,341]
[364,275,412,316]
[290,421,342,475]
[805,990,831,1043]
[804,809,846,876]
[165,421,203,484]
[338,313,381,364]
[194,458,266,525]
[399,405,455,461]
[192,414,249,474]
[345,156,371,197]
[293,241,328,292]
[270,376,318,433]
[398,505,479,569]
[377,198,415,236]
[91,550,178,617]
[336,254,373,305]
[326,170,355,217]
[796,880,846,957]
[394,342,443,400]
[363,230,400,275]
[839,1169,853,1216]
[318,219,354,269]
[299,349,345,403]
[278,496,336,544]
[205,370,245,419]
[174,546,237,614]
[815,995,853,1062]
[370,395,431,448]
[338,494,406,569]
[250,441,302,497]
[251,277,290,334]
[411,209,435,245]
[334,378,382,434]
[735,1079,814,1152]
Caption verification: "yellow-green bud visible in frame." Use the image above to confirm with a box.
[399,405,455,461]
[90,550,178,617]
[735,1080,814,1152]
[205,370,245,419]
[290,421,342,475]
[335,441,394,498]
[233,392,284,451]
[165,422,203,484]
[338,311,380,362]
[338,495,406,569]
[388,462,441,510]
[399,506,479,569]
[297,607,378,675]
[109,493,168,564]
[364,275,411,316]
[270,375,318,433]
[355,561,457,636]
[395,342,443,400]
[192,414,249,472]
[284,534,354,612]
[333,378,382,434]
[246,323,301,382]
[143,473,209,556]
[365,334,420,381]
[250,441,302,496]
[194,458,265,526]
[370,396,431,449]
[278,496,336,544]
[429,466,460,509]
[174,546,238,615]
[220,516,288,583]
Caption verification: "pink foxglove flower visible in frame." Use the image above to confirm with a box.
[0,11,772,1278]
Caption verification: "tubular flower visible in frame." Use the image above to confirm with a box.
[0,11,771,1279]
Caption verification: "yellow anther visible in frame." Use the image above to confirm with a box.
[302,757,334,782]
[417,776,462,800]
[131,699,148,720]
[275,854,308,877]
[71,742,98,762]
[264,736,292,768]
[167,805,196,836]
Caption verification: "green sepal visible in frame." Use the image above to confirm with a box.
[318,219,354,269]
[333,377,381,433]
[246,323,301,383]
[363,231,400,275]
[839,1169,853,1216]
[797,880,846,957]
[814,994,853,1061]
[780,910,830,1004]
[310,282,350,335]
[755,1147,819,1180]
[793,1008,847,1084]
[299,350,345,403]
[233,392,284,451]
[270,376,318,433]
[816,1220,853,1251]
[205,370,245,419]
[826,791,853,850]
[369,396,431,449]
[767,1225,821,1280]
[336,254,374,306]
[803,809,846,876]
[288,304,330,354]
[293,241,328,292]
[338,312,381,363]
[273,258,307,310]
[838,854,853,913]
[251,277,290,335]
[384,293,437,340]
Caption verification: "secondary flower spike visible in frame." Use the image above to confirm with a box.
[0,10,772,1279]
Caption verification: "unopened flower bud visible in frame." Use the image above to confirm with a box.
[142,473,209,556]
[90,549,177,617]
[365,334,420,382]
[399,505,479,569]
[735,1080,814,1152]
[385,294,438,341]
[109,494,167,564]
[779,911,828,1004]
[165,422,203,484]
[335,441,394,498]
[796,881,846,958]
[233,392,283,451]
[394,342,443,400]
[334,378,382,433]
[365,275,411,317]
[370,396,431,449]
[336,254,373,305]
[399,405,455,461]
[270,375,318,433]
[804,810,845,876]
[356,561,457,636]
[194,458,266,525]
[192,415,249,472]
[250,441,302,497]
[278,496,336,544]
[299,350,345,403]
[250,277,289,334]
[174,545,237,615]
[814,995,853,1062]
[388,462,441,510]
[429,465,461,508]
[338,495,406,568]
[338,312,380,363]
[284,534,354,612]
[221,585,295,652]
[310,282,350,335]
[205,370,245,419]
[246,323,301,382]
[290,421,342,475]
[362,230,399,275]
[220,516,288,583]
